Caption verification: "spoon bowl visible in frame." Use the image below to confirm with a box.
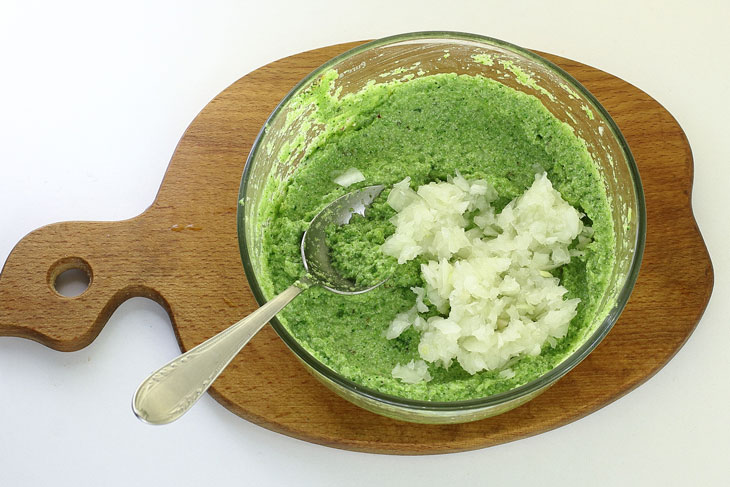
[301,184,385,294]
[133,185,385,425]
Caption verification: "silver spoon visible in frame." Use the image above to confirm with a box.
[132,185,385,425]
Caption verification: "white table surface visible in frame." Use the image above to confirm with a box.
[1,1,727,485]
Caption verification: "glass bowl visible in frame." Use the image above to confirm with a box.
[237,31,646,424]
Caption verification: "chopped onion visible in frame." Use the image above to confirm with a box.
[391,360,432,384]
[333,167,365,187]
[384,173,585,380]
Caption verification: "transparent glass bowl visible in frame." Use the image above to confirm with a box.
[237,32,646,424]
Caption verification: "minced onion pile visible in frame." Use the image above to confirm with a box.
[381,172,592,384]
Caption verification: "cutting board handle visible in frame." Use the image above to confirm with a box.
[0,215,169,351]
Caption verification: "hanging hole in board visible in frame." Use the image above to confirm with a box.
[48,257,92,298]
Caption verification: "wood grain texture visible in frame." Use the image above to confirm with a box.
[0,41,713,454]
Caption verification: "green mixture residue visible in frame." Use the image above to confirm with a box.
[581,104,595,120]
[257,71,614,401]
[472,53,494,66]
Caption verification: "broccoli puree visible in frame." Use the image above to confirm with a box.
[258,71,614,401]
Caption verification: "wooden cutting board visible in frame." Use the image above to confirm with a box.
[0,41,713,454]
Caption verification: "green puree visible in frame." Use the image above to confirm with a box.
[258,71,614,401]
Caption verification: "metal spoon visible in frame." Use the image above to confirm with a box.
[132,185,385,425]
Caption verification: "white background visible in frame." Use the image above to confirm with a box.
[1,1,728,485]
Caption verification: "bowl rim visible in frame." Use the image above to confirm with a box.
[237,30,646,412]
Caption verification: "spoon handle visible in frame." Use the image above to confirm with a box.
[133,283,306,425]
